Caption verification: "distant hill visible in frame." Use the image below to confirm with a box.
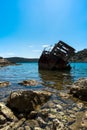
[5,49,87,63]
[5,57,38,63]
[70,49,87,62]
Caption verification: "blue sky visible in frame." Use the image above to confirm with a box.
[0,0,87,58]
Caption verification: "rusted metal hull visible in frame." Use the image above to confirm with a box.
[38,41,75,70]
[38,53,71,70]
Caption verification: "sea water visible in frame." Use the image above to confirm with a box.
[0,62,87,101]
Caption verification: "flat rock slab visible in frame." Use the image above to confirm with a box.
[0,102,18,121]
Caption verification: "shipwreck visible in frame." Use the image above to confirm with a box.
[38,40,75,70]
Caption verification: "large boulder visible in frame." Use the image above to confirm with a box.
[7,90,51,114]
[70,78,87,100]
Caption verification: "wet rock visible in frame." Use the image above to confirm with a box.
[34,127,43,130]
[56,104,63,111]
[59,92,70,99]
[67,117,76,126]
[18,80,39,86]
[53,118,64,130]
[0,124,11,130]
[7,90,51,115]
[76,102,84,110]
[28,111,37,119]
[1,118,25,130]
[24,125,31,130]
[0,102,18,121]
[0,81,11,87]
[81,111,87,128]
[37,116,47,128]
[17,127,25,130]
[50,108,57,114]
[25,119,39,129]
[39,109,50,116]
[46,102,55,108]
[18,113,25,119]
[58,111,64,116]
[10,118,26,129]
[48,113,56,120]
[70,78,87,100]
[38,109,49,121]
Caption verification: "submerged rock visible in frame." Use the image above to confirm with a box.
[7,90,51,115]
[70,78,87,101]
[81,111,87,128]
[18,80,39,86]
[52,118,64,130]
[0,81,11,87]
[59,92,70,99]
[0,90,86,130]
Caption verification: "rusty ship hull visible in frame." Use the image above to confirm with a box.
[38,41,75,70]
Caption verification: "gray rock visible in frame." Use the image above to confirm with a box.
[70,78,87,100]
[7,90,51,115]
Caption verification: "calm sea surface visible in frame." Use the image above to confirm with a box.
[0,62,87,101]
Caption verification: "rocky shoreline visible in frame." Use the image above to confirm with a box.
[0,79,87,130]
[0,57,16,67]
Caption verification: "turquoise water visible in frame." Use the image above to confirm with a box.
[71,62,87,80]
[0,62,87,101]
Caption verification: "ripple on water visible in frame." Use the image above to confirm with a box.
[0,62,87,101]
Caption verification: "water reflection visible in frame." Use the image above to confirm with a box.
[39,70,74,90]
